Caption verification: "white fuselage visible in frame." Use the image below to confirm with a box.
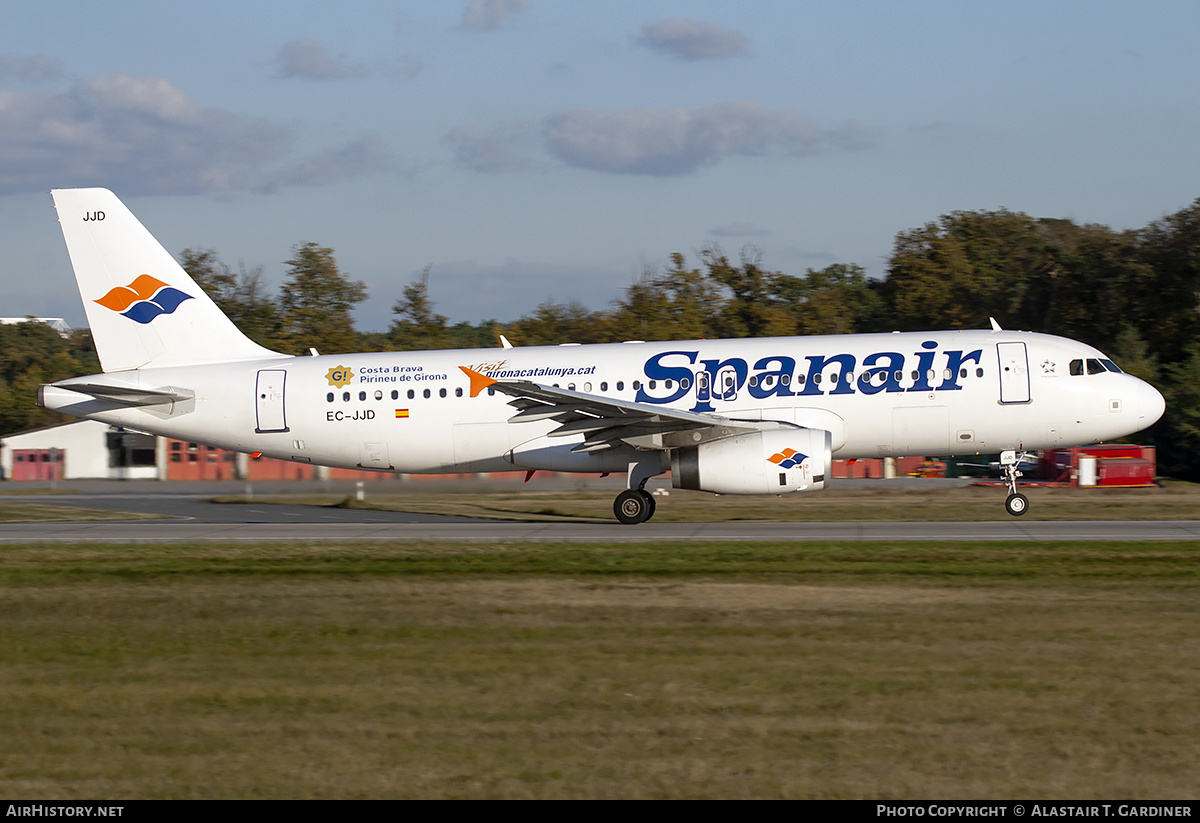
[44,329,1165,477]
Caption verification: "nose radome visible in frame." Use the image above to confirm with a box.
[1136,379,1166,427]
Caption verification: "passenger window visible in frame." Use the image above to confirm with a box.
[326,393,334,403]
[959,368,967,379]
[600,382,608,391]
[407,389,415,399]
[1070,359,1084,376]
[391,390,399,400]
[894,371,902,382]
[664,379,672,389]
[568,383,576,391]
[423,389,431,398]
[975,368,984,377]
[375,390,383,400]
[342,392,350,402]
[456,388,463,397]
[617,381,625,391]
[681,377,691,389]
[748,376,759,387]
[633,381,641,390]
[584,382,592,392]
[647,381,655,389]
[782,374,791,385]
[439,388,447,398]
[814,373,822,384]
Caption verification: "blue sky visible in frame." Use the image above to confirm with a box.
[2,0,1197,332]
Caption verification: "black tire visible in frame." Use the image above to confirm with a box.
[614,490,651,524]
[641,490,657,522]
[1005,492,1029,517]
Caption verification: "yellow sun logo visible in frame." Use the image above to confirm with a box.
[325,366,354,388]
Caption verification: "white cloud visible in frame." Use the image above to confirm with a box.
[0,74,288,195]
[445,125,534,172]
[543,100,878,176]
[271,136,394,188]
[276,39,365,81]
[460,0,530,32]
[0,54,64,83]
[634,19,750,60]
[0,73,392,196]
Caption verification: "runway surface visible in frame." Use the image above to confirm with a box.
[2,482,1198,542]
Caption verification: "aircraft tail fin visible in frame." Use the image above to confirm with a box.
[51,188,285,373]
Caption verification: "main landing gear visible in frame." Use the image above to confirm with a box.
[614,489,657,524]
[614,456,664,525]
[999,450,1031,517]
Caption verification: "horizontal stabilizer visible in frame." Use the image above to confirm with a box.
[49,381,193,407]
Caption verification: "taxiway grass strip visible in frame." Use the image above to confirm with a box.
[2,540,1200,582]
[3,541,1199,799]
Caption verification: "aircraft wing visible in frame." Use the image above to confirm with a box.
[459,367,793,453]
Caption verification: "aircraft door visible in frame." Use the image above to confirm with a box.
[255,369,289,433]
[997,342,1031,404]
[694,370,711,404]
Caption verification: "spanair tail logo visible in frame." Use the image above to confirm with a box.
[95,275,193,324]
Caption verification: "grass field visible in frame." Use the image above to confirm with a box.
[214,481,1200,522]
[2,541,1199,798]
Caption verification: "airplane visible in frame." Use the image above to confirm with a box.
[37,188,1166,524]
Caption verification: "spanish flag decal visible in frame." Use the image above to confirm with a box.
[395,409,410,418]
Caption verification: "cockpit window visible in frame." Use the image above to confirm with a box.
[1086,358,1105,375]
[1070,359,1084,376]
[1099,359,1122,373]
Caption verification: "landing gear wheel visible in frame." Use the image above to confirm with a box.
[614,489,652,524]
[640,490,656,522]
[1005,492,1029,517]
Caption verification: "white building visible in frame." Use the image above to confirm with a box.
[0,317,72,336]
[1,419,161,481]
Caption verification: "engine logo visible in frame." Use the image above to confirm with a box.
[767,448,807,469]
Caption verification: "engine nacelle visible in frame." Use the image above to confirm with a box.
[670,428,832,495]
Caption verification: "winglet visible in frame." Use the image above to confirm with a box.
[989,317,1003,331]
[459,366,498,398]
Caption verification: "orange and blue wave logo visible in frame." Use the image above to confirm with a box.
[94,275,193,324]
[767,448,807,469]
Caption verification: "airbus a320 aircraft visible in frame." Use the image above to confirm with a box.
[38,189,1165,524]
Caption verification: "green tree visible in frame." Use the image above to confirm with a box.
[388,266,450,351]
[276,243,366,355]
[180,248,279,348]
[609,255,724,341]
[0,322,100,435]
[772,263,884,336]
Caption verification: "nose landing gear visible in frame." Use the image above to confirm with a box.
[1000,450,1032,516]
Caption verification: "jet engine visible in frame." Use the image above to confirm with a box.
[670,428,832,495]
